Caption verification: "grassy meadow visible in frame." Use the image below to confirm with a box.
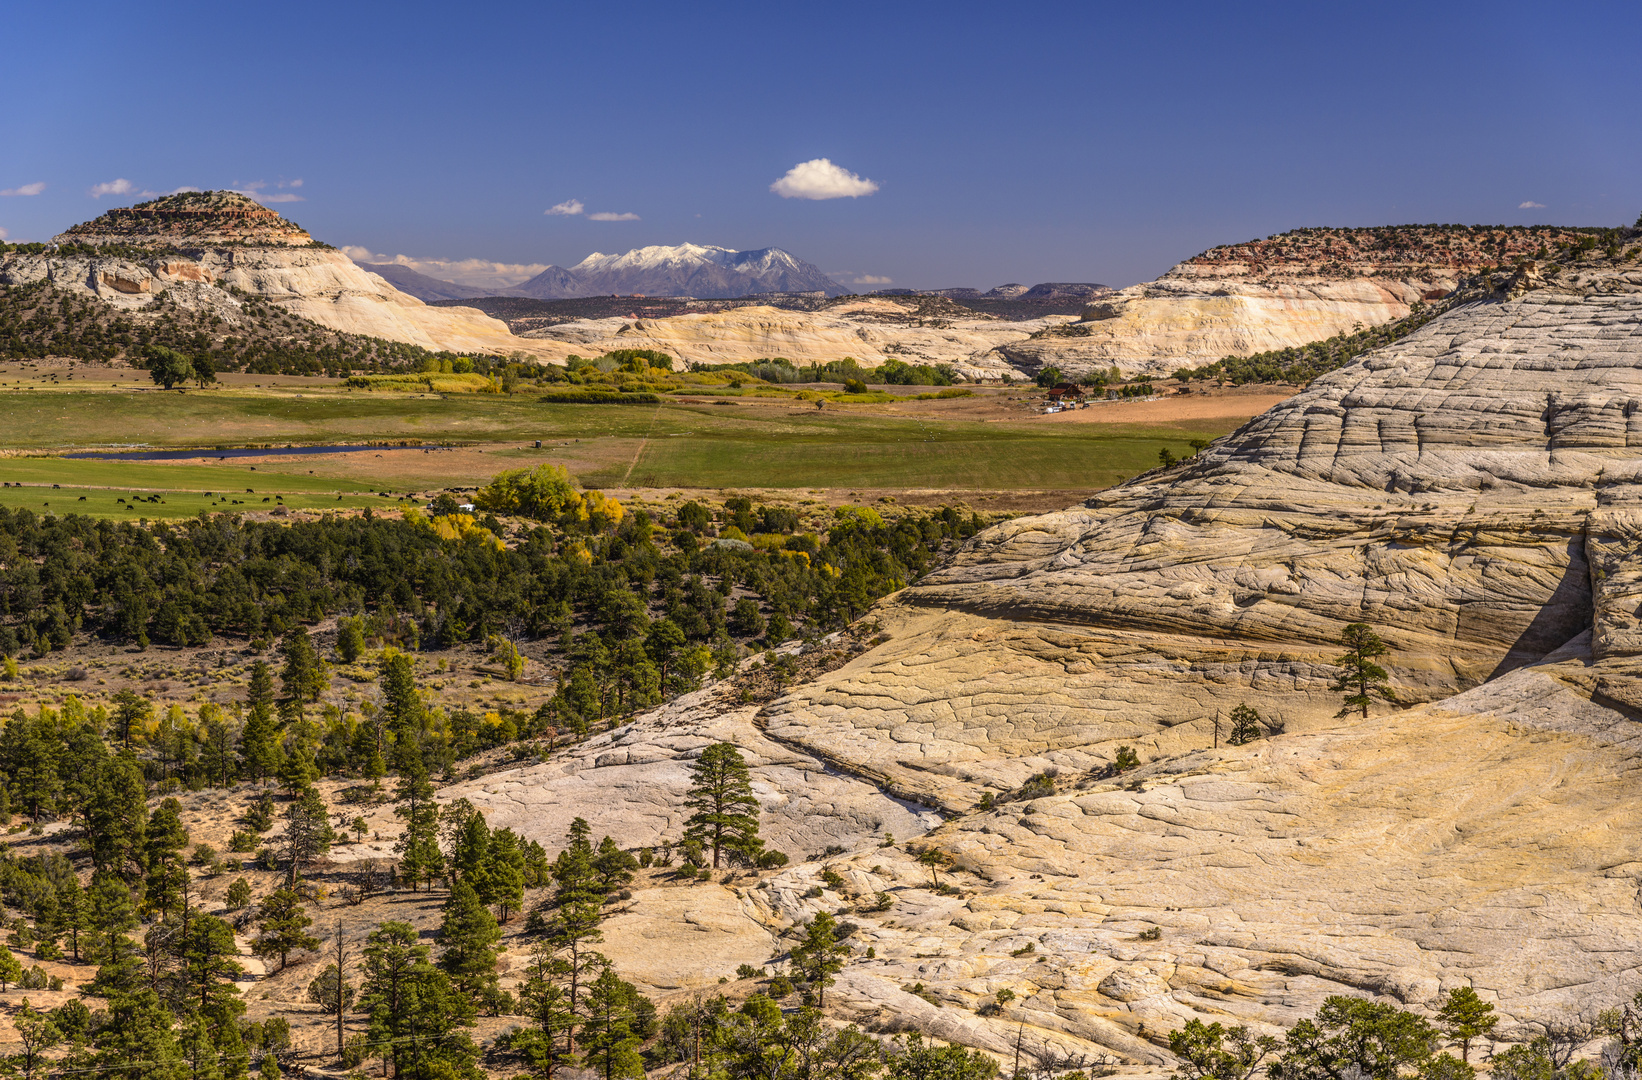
[0,378,1252,519]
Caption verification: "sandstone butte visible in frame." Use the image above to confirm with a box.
[0,191,577,361]
[437,250,1642,1070]
[998,224,1603,380]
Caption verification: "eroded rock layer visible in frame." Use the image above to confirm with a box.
[480,260,1642,1068]
[998,224,1599,379]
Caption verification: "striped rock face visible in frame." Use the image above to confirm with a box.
[457,259,1642,1068]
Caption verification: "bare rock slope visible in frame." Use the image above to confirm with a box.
[473,253,1642,1067]
[523,297,1071,377]
[999,224,1599,379]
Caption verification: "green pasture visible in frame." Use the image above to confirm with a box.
[0,386,1247,514]
[569,417,1220,490]
[0,455,406,521]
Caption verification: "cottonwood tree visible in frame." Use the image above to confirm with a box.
[1331,622,1395,719]
[683,742,763,869]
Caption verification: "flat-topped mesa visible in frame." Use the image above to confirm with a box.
[55,190,312,248]
[1167,223,1602,285]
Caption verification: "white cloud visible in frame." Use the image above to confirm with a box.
[771,158,879,200]
[342,247,551,290]
[0,227,8,240]
[545,199,585,216]
[259,193,304,203]
[283,179,303,188]
[89,178,135,198]
[0,182,45,197]
[1519,200,1546,209]
[852,274,892,285]
[587,211,639,221]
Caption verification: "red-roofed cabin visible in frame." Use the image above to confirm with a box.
[1046,383,1086,403]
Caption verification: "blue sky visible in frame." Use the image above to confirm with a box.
[3,0,1639,290]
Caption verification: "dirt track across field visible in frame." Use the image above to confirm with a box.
[1035,390,1296,425]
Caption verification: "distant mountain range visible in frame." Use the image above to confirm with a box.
[366,243,847,302]
[362,242,1110,309]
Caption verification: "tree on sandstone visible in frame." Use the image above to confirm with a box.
[682,743,762,869]
[1331,622,1395,719]
[1436,987,1497,1064]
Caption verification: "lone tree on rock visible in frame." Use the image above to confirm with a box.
[1227,703,1264,746]
[1331,622,1395,719]
[683,743,762,869]
[1436,986,1497,1063]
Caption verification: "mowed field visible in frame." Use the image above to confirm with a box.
[0,375,1277,519]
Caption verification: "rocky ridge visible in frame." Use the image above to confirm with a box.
[997,224,1603,380]
[465,246,1642,1067]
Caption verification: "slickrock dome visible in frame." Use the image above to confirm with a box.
[452,250,1642,1067]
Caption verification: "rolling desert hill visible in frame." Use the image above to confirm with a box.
[0,192,575,362]
[446,238,1642,1066]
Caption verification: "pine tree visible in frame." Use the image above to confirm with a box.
[12,999,61,1080]
[252,889,318,973]
[485,828,527,922]
[436,881,501,997]
[0,942,23,990]
[280,628,327,703]
[85,755,149,881]
[56,874,87,961]
[144,798,190,921]
[282,786,334,887]
[592,838,637,895]
[379,649,424,775]
[393,771,444,891]
[449,808,491,892]
[93,989,186,1080]
[85,869,139,969]
[239,698,284,786]
[178,914,245,1021]
[1227,703,1264,746]
[360,921,477,1080]
[110,690,152,752]
[682,743,763,869]
[579,966,647,1080]
[550,818,597,907]
[1331,622,1395,719]
[336,617,366,663]
[789,912,848,1010]
[1437,987,1497,1063]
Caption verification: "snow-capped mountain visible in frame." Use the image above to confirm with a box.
[512,243,844,299]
